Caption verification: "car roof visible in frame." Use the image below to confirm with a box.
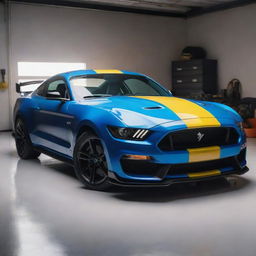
[60,69,145,80]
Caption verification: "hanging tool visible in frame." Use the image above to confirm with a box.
[0,69,8,89]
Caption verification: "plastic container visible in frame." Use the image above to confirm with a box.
[244,118,256,138]
[246,118,256,128]
[244,128,256,138]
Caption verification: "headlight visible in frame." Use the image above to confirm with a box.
[108,126,150,140]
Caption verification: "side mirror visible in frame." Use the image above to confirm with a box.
[169,90,174,95]
[47,91,61,97]
[46,91,69,102]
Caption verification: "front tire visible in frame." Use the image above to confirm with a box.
[74,132,111,191]
[15,118,41,159]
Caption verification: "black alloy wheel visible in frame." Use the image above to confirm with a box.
[15,118,41,159]
[74,132,110,190]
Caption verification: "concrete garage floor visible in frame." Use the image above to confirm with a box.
[0,132,256,256]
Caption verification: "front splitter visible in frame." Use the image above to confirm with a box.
[107,166,249,187]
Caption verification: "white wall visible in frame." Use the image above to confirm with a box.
[0,4,10,130]
[187,4,256,97]
[9,3,186,111]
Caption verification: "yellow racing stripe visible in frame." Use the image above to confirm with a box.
[188,169,221,178]
[94,69,123,74]
[188,146,221,162]
[135,96,220,128]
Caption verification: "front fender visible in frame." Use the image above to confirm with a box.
[71,104,125,150]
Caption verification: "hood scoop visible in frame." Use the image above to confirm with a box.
[143,106,163,110]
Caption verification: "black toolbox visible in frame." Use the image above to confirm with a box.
[172,59,217,97]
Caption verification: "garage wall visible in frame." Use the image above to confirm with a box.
[187,4,256,97]
[0,4,10,130]
[9,3,186,113]
[8,2,255,130]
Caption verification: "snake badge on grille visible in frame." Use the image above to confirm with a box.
[197,132,205,142]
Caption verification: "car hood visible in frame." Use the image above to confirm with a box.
[80,96,241,128]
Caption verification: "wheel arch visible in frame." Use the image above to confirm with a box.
[14,111,34,143]
[14,113,24,125]
[73,121,112,168]
[76,125,98,141]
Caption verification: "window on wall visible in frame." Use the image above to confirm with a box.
[17,62,86,92]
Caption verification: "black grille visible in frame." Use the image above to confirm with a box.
[158,127,239,151]
[121,158,164,176]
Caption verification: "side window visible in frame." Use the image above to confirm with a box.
[45,79,69,99]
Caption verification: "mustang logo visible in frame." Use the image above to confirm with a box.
[197,132,204,142]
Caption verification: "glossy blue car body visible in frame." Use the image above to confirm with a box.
[14,69,248,186]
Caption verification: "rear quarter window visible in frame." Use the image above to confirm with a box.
[35,83,46,96]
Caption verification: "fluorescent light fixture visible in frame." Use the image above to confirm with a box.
[18,62,86,77]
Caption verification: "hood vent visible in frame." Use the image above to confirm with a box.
[143,106,163,110]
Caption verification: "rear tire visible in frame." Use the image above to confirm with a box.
[15,118,41,159]
[74,131,111,191]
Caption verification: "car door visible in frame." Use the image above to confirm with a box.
[31,77,74,157]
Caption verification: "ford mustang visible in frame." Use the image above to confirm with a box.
[13,69,248,190]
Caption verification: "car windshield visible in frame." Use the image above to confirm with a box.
[70,74,170,99]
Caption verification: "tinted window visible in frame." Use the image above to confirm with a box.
[124,78,160,96]
[46,80,69,99]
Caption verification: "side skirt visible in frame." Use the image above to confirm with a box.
[13,131,74,166]
[34,145,74,166]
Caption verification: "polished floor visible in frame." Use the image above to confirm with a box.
[0,132,256,256]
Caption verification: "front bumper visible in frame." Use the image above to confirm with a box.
[101,119,248,185]
[107,162,249,187]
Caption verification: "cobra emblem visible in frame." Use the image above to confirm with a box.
[197,132,204,142]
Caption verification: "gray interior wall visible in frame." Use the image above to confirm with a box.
[3,2,256,130]
[9,3,186,113]
[187,4,256,97]
[0,4,10,130]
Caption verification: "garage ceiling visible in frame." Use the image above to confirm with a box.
[10,0,256,17]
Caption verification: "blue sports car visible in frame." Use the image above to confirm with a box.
[13,69,248,190]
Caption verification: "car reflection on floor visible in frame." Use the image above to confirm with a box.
[1,132,255,256]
